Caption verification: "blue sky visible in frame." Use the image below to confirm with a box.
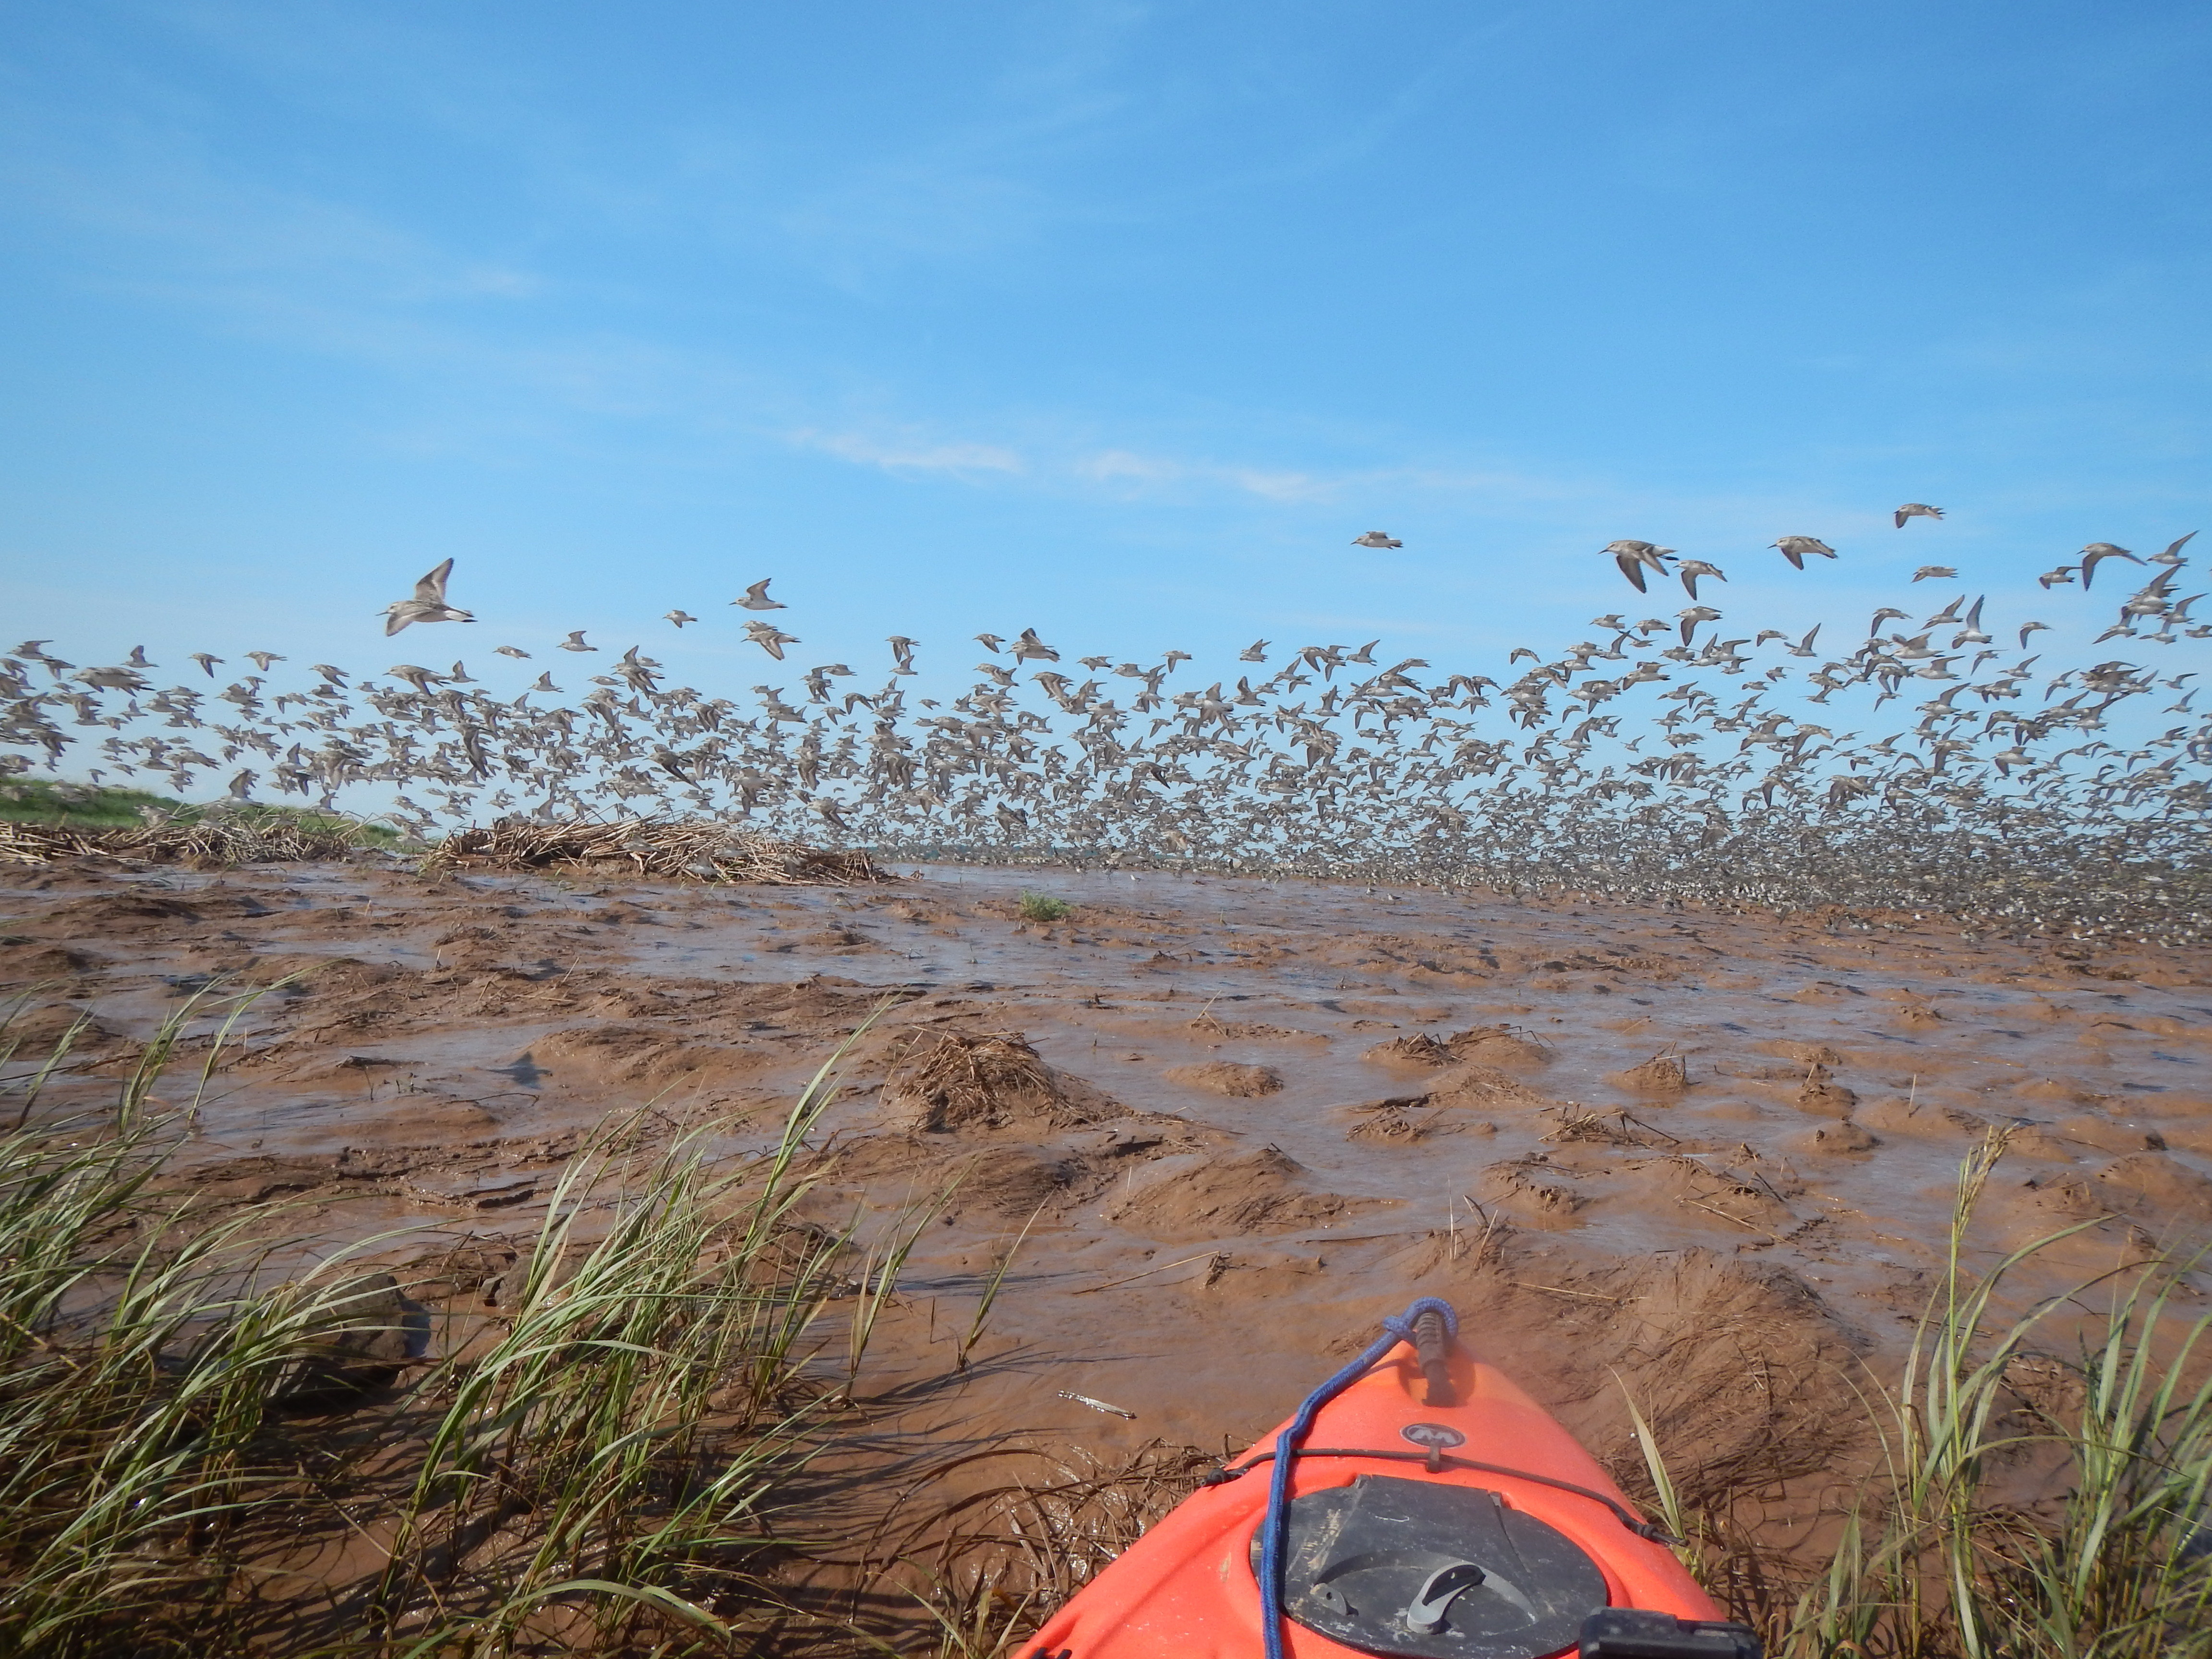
[2,0,2207,695]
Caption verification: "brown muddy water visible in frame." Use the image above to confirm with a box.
[5,855,2211,1554]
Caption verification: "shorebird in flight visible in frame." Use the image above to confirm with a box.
[1771,536,1837,569]
[1602,541,1675,593]
[1351,531,1403,549]
[1676,560,1727,600]
[745,620,800,660]
[733,579,785,611]
[1894,503,1945,528]
[1911,566,1957,582]
[2148,530,2199,565]
[383,560,475,636]
[2079,543,2143,590]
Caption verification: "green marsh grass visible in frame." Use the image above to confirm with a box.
[0,1016,898,1657]
[1633,1130,2212,1659]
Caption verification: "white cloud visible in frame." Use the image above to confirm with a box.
[792,428,1026,475]
[1074,447,1335,502]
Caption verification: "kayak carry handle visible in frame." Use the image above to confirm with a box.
[1412,1305,1455,1406]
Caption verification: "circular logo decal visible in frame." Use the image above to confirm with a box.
[1399,1422,1466,1450]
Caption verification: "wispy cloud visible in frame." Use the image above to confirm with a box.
[1074,447,1336,502]
[791,428,1026,476]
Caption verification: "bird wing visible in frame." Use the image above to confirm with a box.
[385,610,413,637]
[414,560,454,603]
[1616,553,1649,592]
[1895,510,1909,528]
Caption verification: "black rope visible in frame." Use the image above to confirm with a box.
[1200,1446,1680,1544]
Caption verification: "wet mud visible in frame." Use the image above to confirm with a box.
[5,855,2210,1518]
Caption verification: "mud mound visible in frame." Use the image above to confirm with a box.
[526,1025,752,1091]
[1609,1052,1689,1095]
[1107,1145,1385,1241]
[0,1001,123,1052]
[2096,1151,2212,1226]
[2052,1113,2166,1154]
[1444,1025,1552,1067]
[1364,1026,1551,1070]
[252,955,404,995]
[1476,1156,1584,1229]
[822,1134,1101,1218]
[33,890,206,930]
[1592,1252,1862,1508]
[1640,1154,1801,1238]
[1542,1106,1680,1149]
[1795,1065,1859,1118]
[1785,1120,1880,1156]
[1607,1253,1863,1505]
[893,1032,1125,1132]
[1363,1032,1455,1068]
[1431,1065,1547,1109]
[1190,1017,1327,1044]
[1415,1246,1865,1512]
[1342,1096,1493,1144]
[1757,1041,1846,1067]
[1164,1060,1282,1097]
[0,943,111,985]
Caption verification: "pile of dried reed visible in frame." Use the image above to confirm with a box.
[0,814,374,868]
[422,815,890,885]
[891,1031,1116,1132]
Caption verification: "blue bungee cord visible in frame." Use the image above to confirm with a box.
[1257,1296,1459,1659]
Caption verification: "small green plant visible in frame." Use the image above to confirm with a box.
[1017,890,1071,923]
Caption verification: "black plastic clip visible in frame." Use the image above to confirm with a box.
[1580,1608,1761,1659]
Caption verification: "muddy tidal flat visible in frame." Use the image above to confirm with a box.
[5,856,2211,1510]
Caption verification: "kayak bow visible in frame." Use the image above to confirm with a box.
[1024,1298,1758,1659]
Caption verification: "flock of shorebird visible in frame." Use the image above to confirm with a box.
[4,504,2206,937]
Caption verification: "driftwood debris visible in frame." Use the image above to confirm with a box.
[421,817,890,885]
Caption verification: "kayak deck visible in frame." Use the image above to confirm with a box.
[1024,1337,1725,1659]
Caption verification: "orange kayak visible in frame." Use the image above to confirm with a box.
[1024,1300,1755,1659]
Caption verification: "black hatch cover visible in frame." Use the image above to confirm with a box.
[1249,1474,1608,1659]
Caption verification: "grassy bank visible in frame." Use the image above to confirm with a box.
[2,1014,2208,1657]
[0,778,396,843]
